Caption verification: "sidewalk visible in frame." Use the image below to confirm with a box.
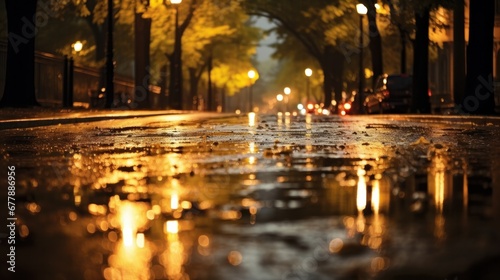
[0,107,182,130]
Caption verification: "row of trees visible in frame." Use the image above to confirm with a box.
[0,0,261,110]
[245,0,496,115]
[0,0,497,115]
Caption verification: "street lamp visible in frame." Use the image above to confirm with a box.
[169,0,183,109]
[105,0,115,108]
[305,68,312,102]
[356,3,367,114]
[248,70,256,112]
[284,87,291,112]
[73,41,83,53]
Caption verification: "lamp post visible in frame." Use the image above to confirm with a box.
[356,3,367,114]
[105,0,115,108]
[276,93,284,113]
[284,87,291,112]
[248,70,256,112]
[305,68,312,103]
[169,0,183,109]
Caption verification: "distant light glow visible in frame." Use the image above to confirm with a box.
[248,70,256,79]
[305,68,312,77]
[356,3,368,15]
[276,94,284,102]
[284,87,291,95]
[170,0,182,4]
[73,41,83,52]
[165,220,179,234]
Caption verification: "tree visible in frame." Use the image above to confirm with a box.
[411,4,431,113]
[362,0,383,88]
[148,0,259,110]
[244,0,360,111]
[464,0,496,115]
[453,0,465,106]
[1,0,40,107]
[384,0,413,74]
[183,0,243,110]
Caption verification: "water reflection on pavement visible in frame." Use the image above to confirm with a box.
[1,113,500,280]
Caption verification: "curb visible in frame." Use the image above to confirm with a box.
[0,111,180,130]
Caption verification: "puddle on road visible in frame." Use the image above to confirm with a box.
[2,113,500,280]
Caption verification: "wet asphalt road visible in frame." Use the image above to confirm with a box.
[1,112,500,280]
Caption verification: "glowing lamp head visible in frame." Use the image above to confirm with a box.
[305,68,312,77]
[356,4,368,15]
[248,70,256,79]
[73,41,83,52]
[171,0,182,4]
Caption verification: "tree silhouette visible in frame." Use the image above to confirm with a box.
[464,0,496,115]
[1,0,40,107]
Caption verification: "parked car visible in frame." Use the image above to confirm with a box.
[364,74,413,113]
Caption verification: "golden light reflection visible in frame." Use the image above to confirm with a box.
[198,235,210,247]
[248,112,256,127]
[171,192,179,210]
[248,156,256,165]
[120,204,138,247]
[428,147,452,241]
[73,178,82,206]
[160,223,188,280]
[228,251,243,266]
[356,169,367,212]
[104,200,153,280]
[371,257,388,272]
[88,203,107,216]
[284,112,291,127]
[329,238,344,253]
[165,220,179,234]
[371,180,380,214]
[249,142,256,153]
[197,234,211,256]
[463,161,469,210]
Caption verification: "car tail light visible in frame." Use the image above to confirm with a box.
[428,89,432,97]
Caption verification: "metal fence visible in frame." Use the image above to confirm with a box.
[0,41,134,108]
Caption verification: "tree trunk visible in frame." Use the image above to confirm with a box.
[1,0,39,107]
[85,15,106,90]
[134,12,152,109]
[188,68,199,110]
[366,0,383,88]
[168,1,197,110]
[332,49,344,109]
[453,0,466,106]
[321,47,334,111]
[464,0,496,115]
[400,29,407,74]
[412,6,431,113]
